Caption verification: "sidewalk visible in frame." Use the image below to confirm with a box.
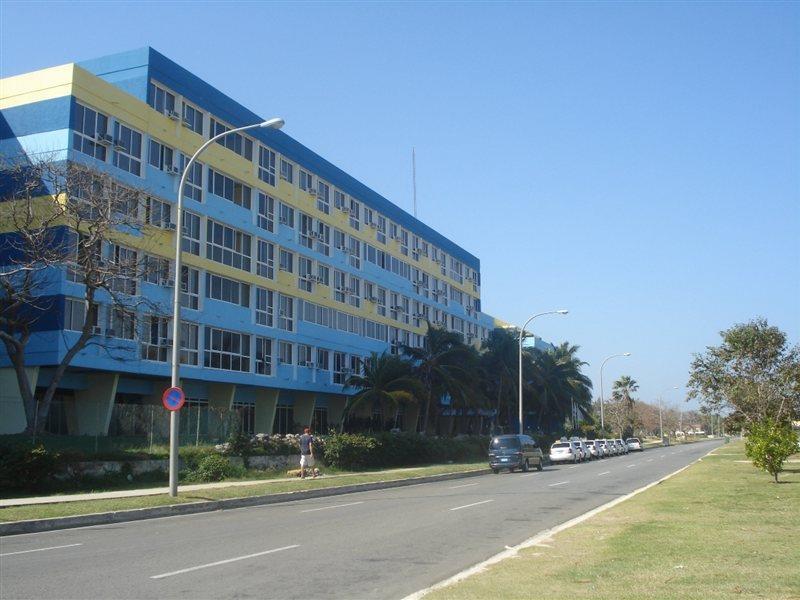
[0,465,453,508]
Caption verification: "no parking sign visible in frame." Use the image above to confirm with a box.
[162,386,186,411]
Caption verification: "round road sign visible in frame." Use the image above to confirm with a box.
[162,386,186,411]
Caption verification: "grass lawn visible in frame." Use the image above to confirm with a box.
[0,462,486,523]
[427,441,800,600]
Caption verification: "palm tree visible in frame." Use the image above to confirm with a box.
[479,328,522,433]
[342,352,423,432]
[402,323,482,434]
[611,375,639,437]
[528,343,593,433]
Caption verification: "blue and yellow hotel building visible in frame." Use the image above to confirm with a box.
[0,48,504,436]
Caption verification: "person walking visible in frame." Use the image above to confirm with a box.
[299,427,316,479]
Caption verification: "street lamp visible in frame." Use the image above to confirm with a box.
[517,310,568,435]
[167,117,285,497]
[599,352,631,433]
[658,386,679,442]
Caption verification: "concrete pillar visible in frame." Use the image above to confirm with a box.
[73,372,119,436]
[207,383,235,410]
[326,395,348,430]
[403,402,421,433]
[293,392,316,432]
[0,367,38,434]
[254,388,279,434]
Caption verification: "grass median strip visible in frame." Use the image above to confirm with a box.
[0,462,486,523]
[427,442,800,600]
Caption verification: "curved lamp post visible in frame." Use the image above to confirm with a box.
[517,310,568,435]
[599,352,631,433]
[168,117,285,497]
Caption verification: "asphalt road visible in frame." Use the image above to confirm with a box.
[0,439,723,600]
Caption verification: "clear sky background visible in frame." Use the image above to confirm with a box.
[1,1,798,411]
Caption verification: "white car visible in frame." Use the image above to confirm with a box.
[600,439,617,456]
[550,442,579,463]
[585,440,605,458]
[570,441,588,462]
[626,437,643,451]
[615,439,629,454]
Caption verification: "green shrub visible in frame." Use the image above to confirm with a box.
[185,454,242,482]
[745,419,798,483]
[0,443,62,494]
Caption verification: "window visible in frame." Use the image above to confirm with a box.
[297,344,313,367]
[299,169,314,192]
[333,270,346,304]
[257,193,275,232]
[210,118,253,160]
[182,211,201,255]
[302,301,332,327]
[148,82,176,116]
[141,315,170,362]
[348,276,361,308]
[376,286,387,317]
[315,222,330,256]
[256,240,275,279]
[204,326,250,372]
[349,198,360,230]
[317,263,330,286]
[298,256,314,292]
[278,340,293,365]
[143,255,171,285]
[109,244,137,295]
[255,288,274,327]
[279,249,294,273]
[72,102,108,161]
[316,180,330,214]
[145,197,172,228]
[206,219,251,272]
[255,337,273,375]
[258,146,276,186]
[207,168,251,209]
[279,203,295,228]
[365,320,388,342]
[450,257,464,284]
[333,352,347,384]
[333,229,347,251]
[180,322,199,365]
[399,229,409,256]
[316,348,330,371]
[376,215,386,244]
[299,213,314,250]
[112,122,143,176]
[108,307,136,340]
[178,155,203,202]
[205,273,250,308]
[180,266,200,310]
[64,298,98,332]
[182,101,204,135]
[148,139,175,171]
[280,158,294,183]
[333,189,347,211]
[349,237,361,269]
[449,286,464,307]
[278,295,294,331]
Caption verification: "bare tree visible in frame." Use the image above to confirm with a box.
[0,158,163,433]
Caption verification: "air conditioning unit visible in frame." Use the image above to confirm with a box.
[92,326,102,335]
[338,205,349,212]
[391,305,404,312]
[279,216,289,224]
[413,313,425,318]
[159,337,173,346]
[180,282,189,292]
[106,329,116,337]
[412,251,420,259]
[165,109,180,120]
[367,296,378,303]
[181,118,192,128]
[369,222,378,229]
[113,140,126,150]
[166,222,177,231]
[165,165,180,176]
[94,132,113,145]
[306,186,317,195]
[279,310,287,317]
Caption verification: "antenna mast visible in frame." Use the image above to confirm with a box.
[412,147,417,218]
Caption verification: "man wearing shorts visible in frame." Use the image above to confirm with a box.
[299,427,315,479]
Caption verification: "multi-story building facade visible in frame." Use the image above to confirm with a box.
[0,48,501,436]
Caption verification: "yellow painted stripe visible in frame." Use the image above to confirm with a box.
[0,64,75,110]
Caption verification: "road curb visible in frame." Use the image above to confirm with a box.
[0,468,488,536]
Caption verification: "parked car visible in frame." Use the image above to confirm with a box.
[586,440,605,458]
[570,441,587,462]
[550,441,578,464]
[489,434,544,473]
[626,437,643,451]
[600,439,616,456]
[615,439,629,454]
[576,440,593,461]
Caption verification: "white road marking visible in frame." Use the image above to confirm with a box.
[626,464,636,468]
[548,481,569,487]
[598,471,611,476]
[448,482,479,489]
[450,500,494,512]
[647,458,654,462]
[568,465,579,469]
[300,501,363,513]
[0,543,83,557]
[150,545,300,579]
[660,455,666,458]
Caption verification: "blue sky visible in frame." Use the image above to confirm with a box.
[1,1,798,411]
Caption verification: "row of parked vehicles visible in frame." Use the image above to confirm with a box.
[488,434,644,473]
[549,437,643,464]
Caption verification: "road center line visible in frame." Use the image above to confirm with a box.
[568,465,579,469]
[450,499,494,512]
[548,481,569,487]
[150,545,300,579]
[626,464,636,468]
[300,501,363,513]
[0,543,83,557]
[448,482,479,489]
[598,471,611,476]
[647,458,654,462]
[660,454,666,458]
